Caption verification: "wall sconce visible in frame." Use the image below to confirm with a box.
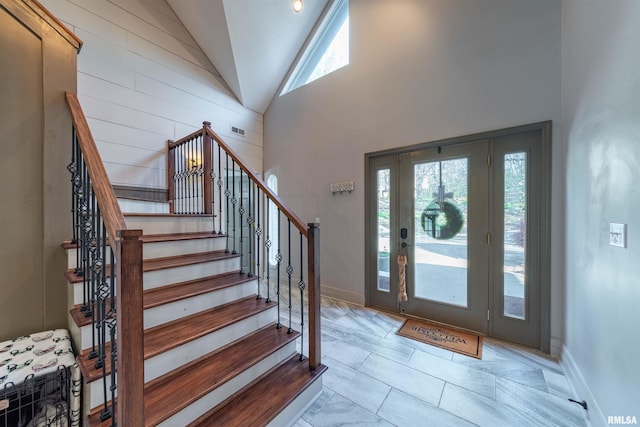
[331,181,355,195]
[293,0,303,13]
[187,155,202,171]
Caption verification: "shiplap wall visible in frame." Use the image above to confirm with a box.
[41,0,263,190]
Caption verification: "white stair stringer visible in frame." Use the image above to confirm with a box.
[159,342,298,427]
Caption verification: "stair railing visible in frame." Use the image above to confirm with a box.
[65,92,144,426]
[168,122,322,370]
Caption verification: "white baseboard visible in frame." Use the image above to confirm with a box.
[320,285,364,305]
[561,344,606,427]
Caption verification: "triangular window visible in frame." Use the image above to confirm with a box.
[282,0,349,94]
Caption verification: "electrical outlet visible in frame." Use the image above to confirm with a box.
[609,223,627,248]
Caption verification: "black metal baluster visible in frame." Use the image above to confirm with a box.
[182,143,187,213]
[87,180,98,360]
[265,196,271,303]
[217,145,224,234]
[299,232,306,361]
[238,169,244,271]
[187,139,194,214]
[94,207,105,371]
[287,219,293,334]
[225,153,231,253]
[199,136,204,214]
[255,186,262,299]
[80,156,90,314]
[247,178,252,278]
[211,140,216,232]
[73,137,82,276]
[276,210,282,328]
[231,161,237,255]
[177,144,182,213]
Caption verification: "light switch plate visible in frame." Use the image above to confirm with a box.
[609,223,627,248]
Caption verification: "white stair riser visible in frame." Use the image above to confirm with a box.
[118,199,170,214]
[145,280,258,329]
[86,369,115,410]
[67,257,240,306]
[268,377,323,427]
[65,248,114,271]
[143,238,226,260]
[124,216,214,234]
[145,307,277,383]
[144,257,240,290]
[159,343,298,427]
[69,316,111,353]
[64,237,226,269]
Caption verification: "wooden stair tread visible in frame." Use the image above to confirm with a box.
[70,272,255,328]
[86,324,300,427]
[190,356,327,427]
[77,295,276,382]
[77,343,113,384]
[140,231,225,243]
[65,250,238,283]
[144,324,300,426]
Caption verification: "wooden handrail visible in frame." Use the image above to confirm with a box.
[65,92,127,241]
[204,125,309,236]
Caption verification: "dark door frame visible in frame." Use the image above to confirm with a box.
[364,121,552,353]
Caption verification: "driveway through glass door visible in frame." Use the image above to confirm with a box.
[366,124,549,349]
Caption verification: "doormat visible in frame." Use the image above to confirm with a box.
[397,318,482,359]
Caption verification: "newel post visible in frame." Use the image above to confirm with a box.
[202,121,213,215]
[167,141,175,214]
[307,223,321,370]
[116,229,144,426]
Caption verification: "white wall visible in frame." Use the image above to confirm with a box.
[562,0,640,424]
[41,0,263,190]
[265,0,563,343]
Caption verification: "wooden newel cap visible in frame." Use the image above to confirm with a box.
[203,121,212,128]
[117,229,143,239]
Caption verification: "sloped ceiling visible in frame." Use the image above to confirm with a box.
[168,0,329,114]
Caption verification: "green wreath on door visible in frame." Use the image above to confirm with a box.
[420,200,464,240]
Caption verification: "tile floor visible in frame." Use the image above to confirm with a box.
[291,296,587,427]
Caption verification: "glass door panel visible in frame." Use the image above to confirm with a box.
[503,152,527,320]
[413,158,469,307]
[398,141,489,334]
[377,169,391,292]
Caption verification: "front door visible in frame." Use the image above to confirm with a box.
[366,123,549,349]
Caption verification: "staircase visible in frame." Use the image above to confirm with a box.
[63,93,325,426]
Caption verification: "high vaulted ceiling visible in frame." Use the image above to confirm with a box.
[167,0,329,114]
